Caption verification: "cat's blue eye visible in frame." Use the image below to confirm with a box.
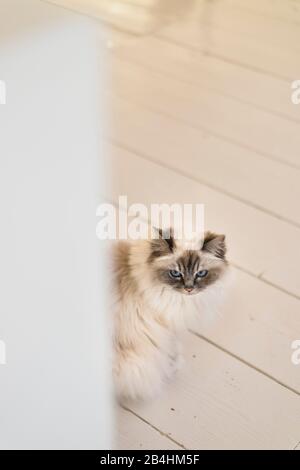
[196,269,208,278]
[169,269,181,279]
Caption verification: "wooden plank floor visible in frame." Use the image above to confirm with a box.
[47,0,300,450]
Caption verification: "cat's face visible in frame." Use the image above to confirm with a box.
[148,230,227,296]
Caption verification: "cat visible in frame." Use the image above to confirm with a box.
[111,229,229,402]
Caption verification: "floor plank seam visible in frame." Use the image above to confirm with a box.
[108,88,300,172]
[230,3,300,28]
[43,0,111,24]
[44,0,184,39]
[43,1,154,37]
[293,440,300,450]
[112,46,300,125]
[191,331,300,397]
[230,262,300,302]
[179,14,300,56]
[107,136,300,231]
[121,406,187,450]
[154,33,294,82]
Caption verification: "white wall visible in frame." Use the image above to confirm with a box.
[0,0,112,449]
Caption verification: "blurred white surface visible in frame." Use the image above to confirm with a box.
[0,0,111,450]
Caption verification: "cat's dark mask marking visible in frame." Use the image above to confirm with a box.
[155,247,226,293]
[148,228,175,262]
[149,229,227,294]
[177,250,201,275]
[202,232,226,260]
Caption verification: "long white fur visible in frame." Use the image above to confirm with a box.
[111,237,230,403]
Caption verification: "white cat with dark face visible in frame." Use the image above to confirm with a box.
[112,230,229,402]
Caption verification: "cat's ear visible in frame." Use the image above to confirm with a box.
[202,231,226,259]
[149,227,175,260]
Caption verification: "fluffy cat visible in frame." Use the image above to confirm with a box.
[112,229,228,402]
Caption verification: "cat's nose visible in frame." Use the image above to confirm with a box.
[184,287,193,293]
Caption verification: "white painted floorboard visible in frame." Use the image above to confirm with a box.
[110,59,300,169]
[130,333,300,450]
[112,36,300,122]
[108,94,300,227]
[116,408,181,450]
[158,17,300,80]
[226,0,300,25]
